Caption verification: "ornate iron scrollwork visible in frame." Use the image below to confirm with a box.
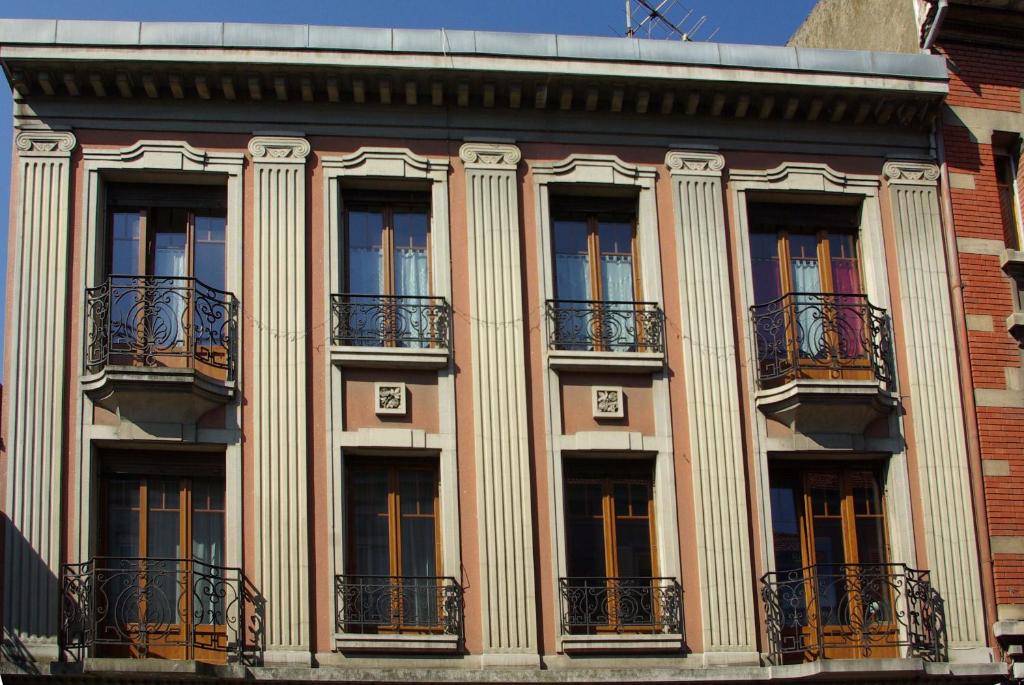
[84,276,238,381]
[749,292,893,388]
[558,577,683,635]
[760,563,946,664]
[546,300,665,353]
[330,294,451,349]
[335,575,464,637]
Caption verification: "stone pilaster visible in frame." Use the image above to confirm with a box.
[3,130,77,654]
[248,135,311,660]
[666,150,757,662]
[884,160,987,653]
[459,142,538,664]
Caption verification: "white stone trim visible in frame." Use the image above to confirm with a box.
[727,161,918,613]
[459,141,538,660]
[532,153,679,654]
[320,146,461,628]
[3,129,77,644]
[71,139,245,580]
[885,159,988,650]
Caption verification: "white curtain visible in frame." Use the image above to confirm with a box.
[395,247,428,347]
[154,247,187,348]
[791,258,821,356]
[602,254,635,351]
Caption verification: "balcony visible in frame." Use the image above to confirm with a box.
[545,299,665,372]
[558,577,683,653]
[749,293,896,432]
[761,563,946,665]
[59,557,264,667]
[81,276,238,421]
[329,294,451,368]
[334,575,463,652]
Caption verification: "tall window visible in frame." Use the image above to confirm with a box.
[995,150,1022,252]
[99,455,226,660]
[562,459,662,632]
[345,460,441,631]
[344,194,430,298]
[768,465,896,659]
[552,198,639,304]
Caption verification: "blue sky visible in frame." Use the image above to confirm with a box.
[0,0,818,375]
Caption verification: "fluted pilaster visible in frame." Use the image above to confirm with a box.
[459,142,538,661]
[666,150,756,657]
[3,130,77,647]
[248,135,311,655]
[884,160,985,649]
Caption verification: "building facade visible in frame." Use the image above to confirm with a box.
[791,1,1024,679]
[0,17,1010,683]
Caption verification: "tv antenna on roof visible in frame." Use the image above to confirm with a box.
[624,0,719,41]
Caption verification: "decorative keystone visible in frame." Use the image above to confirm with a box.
[592,386,625,419]
[375,382,407,416]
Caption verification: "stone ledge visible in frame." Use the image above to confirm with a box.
[333,632,460,654]
[547,349,664,373]
[559,633,684,654]
[330,345,450,369]
[756,378,897,434]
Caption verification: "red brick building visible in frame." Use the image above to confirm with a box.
[793,0,1024,677]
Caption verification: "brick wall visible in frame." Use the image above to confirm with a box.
[941,38,1024,619]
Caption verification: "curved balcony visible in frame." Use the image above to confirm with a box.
[329,294,451,368]
[761,563,946,664]
[546,299,665,372]
[59,557,264,666]
[82,276,238,420]
[334,575,463,652]
[749,293,896,432]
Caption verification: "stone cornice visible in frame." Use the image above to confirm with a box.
[324,146,448,178]
[459,142,521,170]
[533,153,655,185]
[883,160,941,184]
[248,136,311,162]
[665,150,725,176]
[15,130,76,156]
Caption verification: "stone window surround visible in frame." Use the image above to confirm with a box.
[324,147,452,369]
[727,161,919,585]
[532,154,665,371]
[72,139,246,570]
[320,147,460,652]
[531,154,681,653]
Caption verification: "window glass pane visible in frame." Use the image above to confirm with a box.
[614,520,653,578]
[349,468,390,576]
[194,215,226,292]
[769,472,803,573]
[553,220,591,300]
[107,478,141,558]
[599,222,635,303]
[147,479,181,558]
[788,233,821,293]
[565,480,606,578]
[111,212,141,275]
[393,211,429,297]
[346,211,385,294]
[828,233,860,294]
[152,209,188,278]
[750,232,781,303]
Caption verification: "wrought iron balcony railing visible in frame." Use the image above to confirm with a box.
[335,575,463,636]
[546,300,665,353]
[761,563,946,664]
[750,292,893,388]
[85,276,238,381]
[330,294,451,349]
[558,577,682,635]
[59,557,264,664]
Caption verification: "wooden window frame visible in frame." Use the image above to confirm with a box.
[563,460,659,632]
[344,458,443,633]
[550,209,642,303]
[342,196,433,297]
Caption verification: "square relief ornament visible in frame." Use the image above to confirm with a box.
[375,382,407,416]
[592,386,625,419]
